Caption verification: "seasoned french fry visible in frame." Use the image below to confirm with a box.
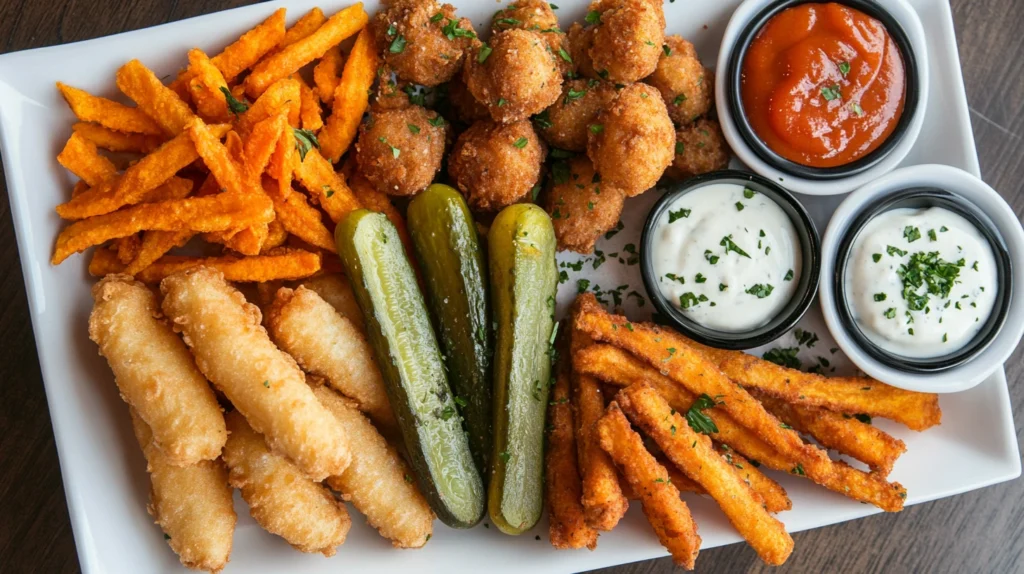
[298,80,324,132]
[313,46,344,104]
[295,273,364,331]
[267,287,395,432]
[546,346,598,550]
[117,59,197,136]
[238,77,301,134]
[573,342,908,511]
[223,410,350,555]
[616,383,794,566]
[268,120,298,198]
[71,180,89,198]
[161,267,350,481]
[89,275,226,464]
[211,8,287,82]
[244,4,368,98]
[314,386,434,548]
[319,26,377,162]
[269,182,337,253]
[187,49,231,122]
[72,122,164,154]
[262,218,289,252]
[57,82,164,135]
[280,7,327,50]
[686,341,941,431]
[130,410,235,573]
[93,247,321,283]
[57,132,118,187]
[53,190,271,264]
[113,234,142,265]
[125,230,193,276]
[596,403,700,569]
[294,148,360,222]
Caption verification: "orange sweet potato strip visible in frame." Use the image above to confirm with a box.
[320,26,377,162]
[52,190,273,264]
[71,122,164,154]
[113,234,142,265]
[279,7,327,51]
[262,219,289,253]
[244,3,368,98]
[245,114,288,182]
[116,60,197,136]
[297,78,324,132]
[616,383,794,566]
[268,124,298,199]
[269,182,337,254]
[57,132,118,187]
[294,149,360,223]
[313,46,344,105]
[596,403,700,570]
[237,78,301,134]
[187,49,231,122]
[125,230,193,276]
[91,247,320,283]
[211,7,287,83]
[56,82,164,135]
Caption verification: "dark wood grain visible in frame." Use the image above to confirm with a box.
[0,1,1021,573]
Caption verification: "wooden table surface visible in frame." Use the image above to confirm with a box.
[0,1,1021,572]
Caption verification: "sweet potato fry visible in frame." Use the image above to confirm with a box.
[268,122,298,198]
[596,403,700,569]
[313,46,344,104]
[615,383,794,566]
[57,126,228,220]
[295,273,364,331]
[117,59,196,136]
[72,122,164,154]
[546,345,598,550]
[268,183,336,253]
[57,132,118,187]
[319,26,377,162]
[297,78,324,132]
[573,343,908,511]
[238,78,302,134]
[244,114,286,183]
[189,119,266,202]
[57,82,164,135]
[92,247,321,283]
[211,7,287,82]
[113,234,142,264]
[187,49,231,122]
[294,149,360,223]
[685,342,941,431]
[125,230,193,276]
[712,444,791,513]
[53,190,272,264]
[262,218,289,252]
[281,8,327,50]
[244,4,368,98]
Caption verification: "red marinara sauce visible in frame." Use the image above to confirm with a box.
[741,3,906,168]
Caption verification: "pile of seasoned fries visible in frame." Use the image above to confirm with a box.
[547,293,942,568]
[51,3,406,283]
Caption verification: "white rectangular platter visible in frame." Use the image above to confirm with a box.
[0,0,1017,573]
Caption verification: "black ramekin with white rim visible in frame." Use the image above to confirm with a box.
[640,170,821,350]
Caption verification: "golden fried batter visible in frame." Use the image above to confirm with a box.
[544,156,626,253]
[587,0,665,84]
[537,79,618,152]
[448,119,546,212]
[492,0,573,76]
[446,70,490,124]
[587,83,674,196]
[355,105,447,196]
[464,29,563,124]
[647,36,714,125]
[665,118,731,181]
[372,0,477,86]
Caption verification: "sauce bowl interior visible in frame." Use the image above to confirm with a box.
[640,170,821,350]
[833,188,1013,372]
[726,0,921,181]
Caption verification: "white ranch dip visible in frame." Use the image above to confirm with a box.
[651,183,801,332]
[844,207,998,359]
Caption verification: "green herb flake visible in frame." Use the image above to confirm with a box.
[903,226,922,243]
[874,292,887,302]
[477,44,492,63]
[784,269,794,281]
[220,87,249,115]
[821,85,841,101]
[735,201,745,211]
[389,35,407,54]
[720,235,751,258]
[293,128,320,162]
[839,61,851,76]
[685,393,720,434]
[513,137,529,149]
[668,208,691,223]
[746,283,774,298]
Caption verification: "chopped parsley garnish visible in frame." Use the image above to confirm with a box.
[495,17,521,27]
[674,141,685,154]
[897,251,963,311]
[389,35,407,54]
[673,93,687,106]
[763,347,801,369]
[564,87,587,104]
[407,123,421,134]
[791,463,806,476]
[720,235,751,258]
[883,307,897,319]
[441,19,476,40]
[219,87,248,115]
[872,253,882,263]
[903,226,922,243]
[685,393,720,434]
[821,85,842,101]
[784,269,794,281]
[513,137,528,149]
[928,229,938,242]
[377,136,400,158]
[735,201,745,211]
[746,283,774,298]
[428,115,446,127]
[850,102,864,117]
[477,44,492,63]
[533,110,552,130]
[668,208,691,222]
[589,123,604,134]
[719,283,727,292]
[679,292,702,309]
[704,250,719,264]
[743,188,755,199]
[887,245,908,257]
[664,273,685,285]
[874,293,887,302]
[293,128,320,161]
[604,220,624,239]
[585,10,601,24]
[662,44,671,56]
[838,61,851,76]
[694,273,707,284]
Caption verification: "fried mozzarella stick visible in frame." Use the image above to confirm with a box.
[596,403,701,569]
[267,287,396,433]
[573,342,907,511]
[89,275,225,465]
[160,267,350,480]
[545,348,598,550]
[616,383,795,566]
[222,411,350,555]
[130,410,235,573]
[313,386,434,548]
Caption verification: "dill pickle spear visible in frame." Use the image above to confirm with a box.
[407,184,492,475]
[335,209,485,528]
[487,204,558,535]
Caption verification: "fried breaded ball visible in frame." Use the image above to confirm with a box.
[545,156,626,253]
[647,36,714,125]
[448,119,546,212]
[567,22,599,79]
[665,118,731,181]
[492,0,574,76]
[464,29,563,124]
[587,83,674,196]
[372,0,477,87]
[355,105,447,196]
[587,0,665,84]
[446,71,490,124]
[537,79,618,152]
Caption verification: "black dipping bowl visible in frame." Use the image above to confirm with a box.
[640,170,821,350]
[727,0,921,180]
[834,189,1013,372]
